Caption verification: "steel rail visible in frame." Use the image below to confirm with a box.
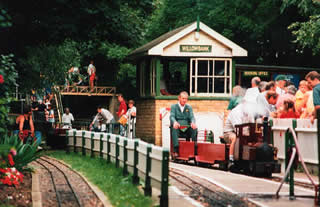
[169,168,248,207]
[34,160,63,207]
[42,155,103,207]
[36,157,82,207]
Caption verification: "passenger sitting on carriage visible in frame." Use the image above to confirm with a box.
[170,91,197,158]
[223,91,278,164]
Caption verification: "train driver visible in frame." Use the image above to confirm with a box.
[170,91,197,158]
[223,91,278,165]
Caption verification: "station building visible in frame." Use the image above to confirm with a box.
[128,21,248,145]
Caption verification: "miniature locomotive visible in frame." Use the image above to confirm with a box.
[171,118,281,177]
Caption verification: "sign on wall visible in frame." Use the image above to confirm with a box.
[243,71,269,77]
[180,45,212,53]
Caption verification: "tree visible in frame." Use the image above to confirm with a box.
[1,0,155,96]
[282,0,320,54]
[146,0,317,66]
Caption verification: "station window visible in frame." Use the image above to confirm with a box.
[190,58,231,97]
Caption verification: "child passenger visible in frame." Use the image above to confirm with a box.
[278,100,300,118]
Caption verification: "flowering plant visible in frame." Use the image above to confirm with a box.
[0,167,23,186]
[0,146,24,186]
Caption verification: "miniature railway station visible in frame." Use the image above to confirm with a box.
[13,21,320,207]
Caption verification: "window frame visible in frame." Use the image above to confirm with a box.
[189,58,232,97]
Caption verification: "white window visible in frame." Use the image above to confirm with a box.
[190,58,232,97]
[139,61,146,97]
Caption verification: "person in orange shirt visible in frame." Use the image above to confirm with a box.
[295,80,309,114]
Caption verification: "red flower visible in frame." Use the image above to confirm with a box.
[0,74,4,84]
[7,154,14,166]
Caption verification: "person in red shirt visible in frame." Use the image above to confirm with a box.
[117,94,127,136]
[279,99,300,118]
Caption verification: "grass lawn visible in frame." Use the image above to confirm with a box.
[47,151,153,207]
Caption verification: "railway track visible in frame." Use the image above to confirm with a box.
[34,156,104,207]
[169,167,256,207]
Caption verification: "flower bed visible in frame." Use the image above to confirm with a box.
[0,171,32,207]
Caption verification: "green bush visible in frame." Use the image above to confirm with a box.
[0,135,41,171]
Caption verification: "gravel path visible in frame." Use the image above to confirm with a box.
[32,156,104,207]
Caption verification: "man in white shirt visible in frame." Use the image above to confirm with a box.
[62,107,74,129]
[90,106,114,132]
[243,76,261,103]
[275,74,287,95]
[223,91,278,165]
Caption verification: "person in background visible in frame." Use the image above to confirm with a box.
[275,85,297,110]
[87,60,96,91]
[227,85,245,111]
[265,81,276,92]
[90,106,114,132]
[15,106,35,139]
[223,91,279,167]
[126,100,137,138]
[170,91,197,158]
[243,76,261,103]
[278,100,300,118]
[305,71,320,122]
[275,75,287,95]
[37,100,45,112]
[117,94,127,136]
[62,107,74,129]
[44,98,50,109]
[47,104,55,126]
[295,80,309,115]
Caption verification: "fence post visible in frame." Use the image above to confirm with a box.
[317,109,320,205]
[82,131,86,156]
[116,136,120,168]
[107,134,111,163]
[144,144,152,196]
[66,130,70,154]
[123,138,128,176]
[160,149,169,207]
[91,133,94,158]
[132,140,139,185]
[269,119,274,145]
[73,131,76,153]
[289,119,297,199]
[100,134,103,158]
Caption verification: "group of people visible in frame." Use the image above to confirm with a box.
[89,94,137,137]
[30,90,55,125]
[66,60,97,91]
[169,71,320,162]
[222,71,320,165]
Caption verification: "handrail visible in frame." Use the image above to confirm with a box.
[55,85,117,96]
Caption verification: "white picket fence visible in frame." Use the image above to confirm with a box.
[272,118,319,171]
[66,129,169,207]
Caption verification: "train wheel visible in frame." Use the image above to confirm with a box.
[249,162,256,176]
[219,162,228,171]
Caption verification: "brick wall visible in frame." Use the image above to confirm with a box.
[136,98,229,146]
[135,99,156,143]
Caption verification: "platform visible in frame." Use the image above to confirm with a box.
[170,162,316,207]
[55,85,117,96]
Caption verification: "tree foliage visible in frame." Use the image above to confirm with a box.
[0,54,18,137]
[1,0,155,95]
[146,0,315,66]
[282,0,320,54]
[19,39,81,90]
